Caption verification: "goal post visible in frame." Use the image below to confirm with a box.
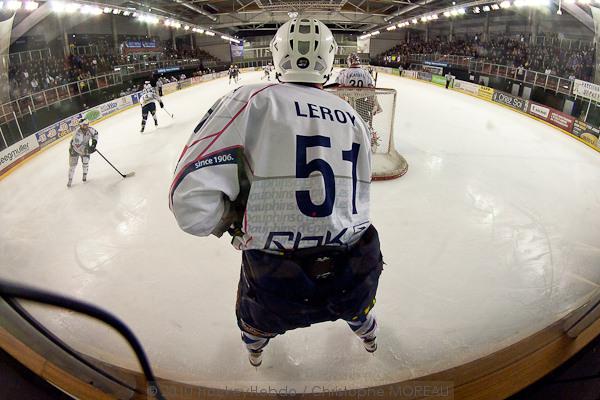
[327,87,408,180]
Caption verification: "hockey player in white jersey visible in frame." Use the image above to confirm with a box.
[67,118,98,187]
[170,18,383,367]
[139,85,164,133]
[228,65,236,84]
[261,63,272,81]
[335,54,382,150]
[335,53,374,88]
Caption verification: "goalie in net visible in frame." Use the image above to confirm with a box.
[328,86,408,180]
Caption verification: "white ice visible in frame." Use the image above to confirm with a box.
[1,71,599,391]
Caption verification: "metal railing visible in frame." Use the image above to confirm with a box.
[408,53,473,67]
[532,35,593,51]
[0,72,123,124]
[393,53,575,95]
[469,60,574,95]
[1,48,52,68]
[114,58,210,76]
[71,44,116,56]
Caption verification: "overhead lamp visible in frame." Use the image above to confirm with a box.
[450,9,458,15]
[473,6,481,12]
[431,14,438,19]
[483,5,491,10]
[103,7,112,13]
[65,2,80,13]
[184,25,190,30]
[443,11,451,16]
[51,1,65,12]
[386,25,396,30]
[123,10,131,16]
[458,7,466,13]
[6,0,21,9]
[421,16,427,22]
[24,1,38,10]
[412,18,418,23]
[112,9,121,14]
[491,3,500,9]
[500,1,512,8]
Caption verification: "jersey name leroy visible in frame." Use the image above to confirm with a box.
[170,83,373,251]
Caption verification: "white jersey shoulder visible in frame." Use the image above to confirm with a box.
[170,83,373,251]
[71,127,98,155]
[140,91,161,107]
[336,67,374,88]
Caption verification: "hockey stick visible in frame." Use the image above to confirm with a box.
[95,149,135,178]
[162,107,174,119]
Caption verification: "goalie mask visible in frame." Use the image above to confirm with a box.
[270,18,337,84]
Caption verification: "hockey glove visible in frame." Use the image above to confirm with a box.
[88,139,97,154]
[228,225,252,251]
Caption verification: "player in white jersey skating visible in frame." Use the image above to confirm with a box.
[261,63,272,81]
[228,65,236,84]
[335,53,374,88]
[67,118,98,187]
[139,85,164,133]
[170,18,383,368]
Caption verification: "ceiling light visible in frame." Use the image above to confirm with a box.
[112,9,121,14]
[444,11,451,16]
[65,2,80,13]
[500,1,512,8]
[473,6,481,12]
[483,5,491,10]
[6,0,21,10]
[24,1,38,10]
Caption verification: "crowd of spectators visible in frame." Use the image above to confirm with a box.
[7,39,219,101]
[376,34,595,81]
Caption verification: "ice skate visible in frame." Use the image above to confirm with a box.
[67,180,72,188]
[363,336,377,353]
[248,349,263,367]
[82,174,87,182]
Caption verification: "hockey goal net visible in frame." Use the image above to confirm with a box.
[327,87,408,180]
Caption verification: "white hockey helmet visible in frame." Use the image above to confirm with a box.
[347,53,361,67]
[270,18,337,84]
[79,117,89,128]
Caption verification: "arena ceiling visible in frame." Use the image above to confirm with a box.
[118,0,459,34]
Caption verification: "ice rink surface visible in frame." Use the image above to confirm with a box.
[1,70,599,390]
